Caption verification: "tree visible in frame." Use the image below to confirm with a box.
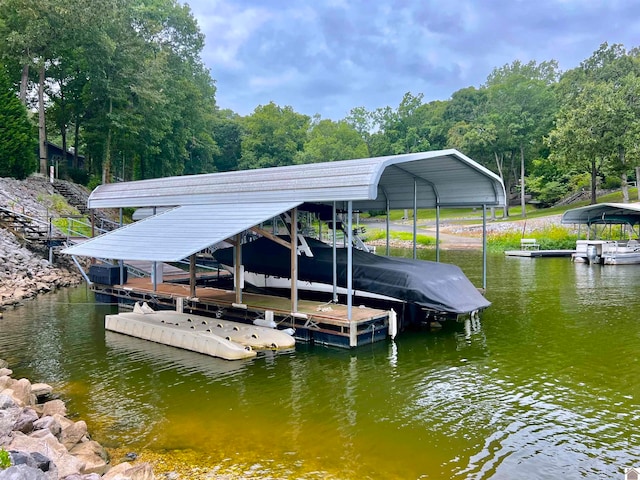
[549,43,640,204]
[296,118,368,164]
[482,61,559,216]
[0,65,36,178]
[240,102,310,169]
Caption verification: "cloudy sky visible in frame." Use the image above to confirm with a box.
[187,0,640,120]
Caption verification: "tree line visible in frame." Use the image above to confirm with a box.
[1,0,639,211]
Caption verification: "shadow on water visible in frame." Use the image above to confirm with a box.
[1,254,640,478]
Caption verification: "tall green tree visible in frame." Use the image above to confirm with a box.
[0,65,36,178]
[296,118,368,164]
[483,60,559,216]
[240,102,310,169]
[549,43,640,203]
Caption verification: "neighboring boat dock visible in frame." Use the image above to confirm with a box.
[504,249,575,257]
[504,238,574,257]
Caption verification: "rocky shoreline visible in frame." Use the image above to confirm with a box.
[0,177,83,309]
[0,229,82,309]
[0,359,154,479]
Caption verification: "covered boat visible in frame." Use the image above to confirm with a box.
[213,236,490,327]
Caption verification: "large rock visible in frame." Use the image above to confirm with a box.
[0,464,48,480]
[58,419,87,451]
[6,379,34,407]
[0,407,21,445]
[0,394,17,410]
[102,462,155,480]
[13,408,39,434]
[8,451,57,480]
[29,385,52,399]
[69,440,109,475]
[40,401,65,418]
[32,417,61,438]
[7,431,84,479]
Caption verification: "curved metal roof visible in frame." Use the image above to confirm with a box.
[561,202,640,225]
[88,149,506,210]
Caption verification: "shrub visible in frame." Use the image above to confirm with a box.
[0,448,10,469]
[487,224,578,252]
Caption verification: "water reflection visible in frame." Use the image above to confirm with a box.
[1,255,640,478]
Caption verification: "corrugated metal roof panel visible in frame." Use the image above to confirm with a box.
[61,201,300,262]
[561,202,640,225]
[87,149,506,209]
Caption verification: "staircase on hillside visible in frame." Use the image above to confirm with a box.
[0,206,56,245]
[52,179,90,215]
[52,179,118,232]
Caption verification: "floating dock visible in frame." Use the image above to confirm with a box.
[504,249,575,258]
[94,276,391,348]
[105,303,296,360]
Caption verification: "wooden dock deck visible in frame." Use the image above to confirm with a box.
[92,277,391,348]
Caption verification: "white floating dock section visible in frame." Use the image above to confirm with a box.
[105,303,295,361]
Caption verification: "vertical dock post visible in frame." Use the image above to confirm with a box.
[290,207,298,313]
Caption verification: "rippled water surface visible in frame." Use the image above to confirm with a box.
[1,253,640,479]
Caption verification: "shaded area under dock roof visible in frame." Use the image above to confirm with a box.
[87,149,506,210]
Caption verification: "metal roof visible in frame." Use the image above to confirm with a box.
[88,149,506,210]
[561,202,640,225]
[61,201,300,261]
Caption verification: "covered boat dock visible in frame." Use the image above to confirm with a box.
[63,149,506,347]
[562,202,640,265]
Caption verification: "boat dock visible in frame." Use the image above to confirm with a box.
[504,249,575,258]
[93,276,391,349]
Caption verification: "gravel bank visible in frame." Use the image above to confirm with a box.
[0,176,82,308]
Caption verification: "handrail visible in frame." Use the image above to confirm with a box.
[0,205,65,238]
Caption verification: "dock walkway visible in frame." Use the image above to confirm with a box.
[504,249,575,258]
[93,277,390,348]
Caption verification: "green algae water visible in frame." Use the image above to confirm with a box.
[1,253,640,479]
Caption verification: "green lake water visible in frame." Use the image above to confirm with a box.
[1,251,639,479]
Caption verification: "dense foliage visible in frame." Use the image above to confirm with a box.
[0,0,639,212]
[0,64,36,178]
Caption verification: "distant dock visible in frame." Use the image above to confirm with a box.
[504,249,575,258]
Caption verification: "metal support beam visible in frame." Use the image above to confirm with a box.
[332,202,338,303]
[290,207,299,313]
[436,205,441,263]
[386,197,390,256]
[482,204,487,291]
[189,254,196,298]
[234,233,242,304]
[119,208,125,285]
[347,201,355,347]
[413,179,417,260]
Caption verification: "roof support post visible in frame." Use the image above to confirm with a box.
[436,205,441,263]
[347,201,355,346]
[413,179,418,260]
[234,233,242,304]
[189,253,196,298]
[386,196,390,256]
[119,208,125,285]
[332,202,338,303]
[152,262,157,292]
[482,204,487,291]
[290,207,298,313]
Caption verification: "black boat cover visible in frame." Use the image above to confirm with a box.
[213,237,490,315]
